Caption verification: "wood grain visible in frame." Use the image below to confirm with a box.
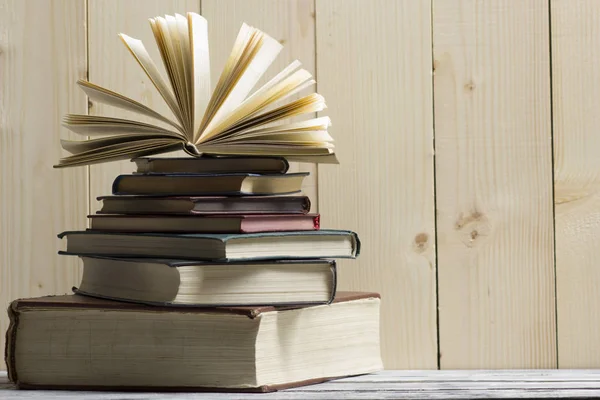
[551,0,600,368]
[201,0,318,209]
[316,0,437,368]
[0,0,87,370]
[433,0,556,368]
[5,370,600,399]
[87,0,198,212]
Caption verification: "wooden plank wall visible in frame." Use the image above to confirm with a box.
[433,0,556,368]
[2,0,600,370]
[316,0,437,368]
[0,0,88,365]
[552,0,600,368]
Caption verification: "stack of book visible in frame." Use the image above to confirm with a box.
[5,155,382,392]
[5,12,383,392]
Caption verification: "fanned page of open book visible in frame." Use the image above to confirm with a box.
[56,12,337,168]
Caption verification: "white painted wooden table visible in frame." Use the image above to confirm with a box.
[3,370,600,399]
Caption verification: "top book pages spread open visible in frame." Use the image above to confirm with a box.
[55,12,337,167]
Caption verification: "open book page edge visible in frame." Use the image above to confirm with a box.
[61,135,179,154]
[188,12,211,141]
[57,16,336,167]
[62,125,181,138]
[239,116,332,135]
[159,16,191,133]
[206,116,332,143]
[58,140,180,164]
[196,144,333,156]
[199,25,283,140]
[118,33,185,131]
[173,14,193,133]
[77,80,184,134]
[240,60,302,105]
[208,94,326,139]
[216,131,333,143]
[56,142,181,168]
[62,115,182,137]
[199,67,314,142]
[197,23,252,135]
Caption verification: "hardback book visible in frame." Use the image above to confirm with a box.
[112,172,308,196]
[133,155,290,174]
[55,12,337,168]
[97,195,311,215]
[72,256,336,306]
[5,292,381,391]
[88,213,320,233]
[57,230,360,261]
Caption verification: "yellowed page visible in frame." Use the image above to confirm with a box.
[56,141,178,167]
[61,135,176,154]
[242,60,302,104]
[242,116,332,134]
[62,115,181,137]
[188,12,211,141]
[160,16,190,132]
[211,116,332,142]
[199,24,283,139]
[196,144,334,156]
[119,33,184,127]
[198,22,251,136]
[77,80,183,133]
[174,14,193,131]
[227,133,333,145]
[207,94,327,139]
[221,131,333,143]
[61,136,181,163]
[201,68,314,140]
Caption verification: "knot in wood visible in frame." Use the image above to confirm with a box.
[455,211,491,248]
[413,233,429,253]
[464,80,476,92]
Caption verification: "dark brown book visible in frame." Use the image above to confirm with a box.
[112,172,308,196]
[133,156,290,174]
[97,195,311,215]
[5,292,382,392]
[87,213,320,233]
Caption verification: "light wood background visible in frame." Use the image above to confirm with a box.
[1,0,599,370]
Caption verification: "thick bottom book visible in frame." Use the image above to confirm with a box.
[5,292,382,392]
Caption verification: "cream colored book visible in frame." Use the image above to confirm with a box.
[6,292,382,391]
[56,12,336,168]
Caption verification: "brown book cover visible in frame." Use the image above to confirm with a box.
[97,195,312,215]
[5,291,381,392]
[111,172,308,196]
[133,156,290,175]
[87,213,320,233]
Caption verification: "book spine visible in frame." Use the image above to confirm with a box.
[111,175,125,195]
[279,157,290,174]
[328,261,337,304]
[354,232,361,257]
[4,301,19,384]
[302,196,311,214]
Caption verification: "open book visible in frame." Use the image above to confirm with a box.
[56,12,336,168]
